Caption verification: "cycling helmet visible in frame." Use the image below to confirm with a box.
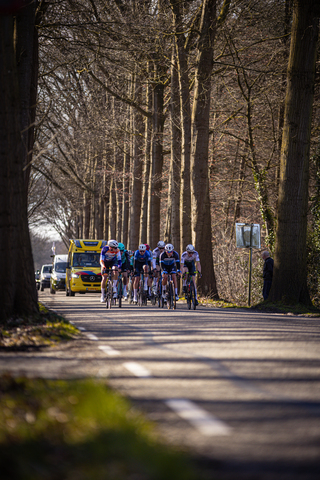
[138,244,147,252]
[144,244,150,251]
[165,243,174,252]
[118,242,125,251]
[127,250,133,256]
[157,241,165,248]
[108,239,118,248]
[186,244,195,252]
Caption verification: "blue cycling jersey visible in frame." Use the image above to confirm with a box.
[134,249,151,264]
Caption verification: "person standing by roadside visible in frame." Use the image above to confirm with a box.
[262,251,274,300]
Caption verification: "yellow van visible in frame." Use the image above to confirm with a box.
[65,239,107,296]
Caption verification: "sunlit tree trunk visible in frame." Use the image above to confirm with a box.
[190,0,218,297]
[270,0,319,305]
[149,65,165,248]
[128,73,144,248]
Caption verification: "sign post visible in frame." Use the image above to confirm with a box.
[235,223,261,306]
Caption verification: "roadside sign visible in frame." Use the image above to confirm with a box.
[236,223,261,249]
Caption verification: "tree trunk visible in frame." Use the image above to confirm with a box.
[140,65,152,243]
[165,50,181,250]
[149,68,165,248]
[170,0,192,252]
[0,10,38,322]
[269,0,319,305]
[128,74,144,248]
[122,120,130,247]
[190,0,218,297]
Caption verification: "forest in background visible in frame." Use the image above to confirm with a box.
[21,0,320,306]
[26,0,320,305]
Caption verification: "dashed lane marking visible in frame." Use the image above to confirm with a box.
[165,398,232,436]
[98,345,121,356]
[86,333,99,341]
[123,362,152,378]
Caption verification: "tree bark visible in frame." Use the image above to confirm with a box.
[170,0,192,252]
[165,50,181,250]
[149,67,165,248]
[269,0,319,305]
[0,8,38,322]
[190,0,218,297]
[128,74,144,249]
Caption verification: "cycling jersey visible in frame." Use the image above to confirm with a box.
[133,249,151,267]
[181,251,200,265]
[120,250,130,270]
[100,246,122,269]
[159,251,180,272]
[152,247,163,269]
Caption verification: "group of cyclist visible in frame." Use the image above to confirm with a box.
[100,239,202,306]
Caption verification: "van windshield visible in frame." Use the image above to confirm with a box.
[55,262,67,273]
[42,266,52,273]
[73,253,100,268]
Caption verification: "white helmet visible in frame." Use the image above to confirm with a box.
[108,239,118,248]
[138,244,146,252]
[157,241,165,248]
[165,243,174,252]
[186,244,195,252]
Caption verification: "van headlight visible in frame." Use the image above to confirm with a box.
[71,273,80,278]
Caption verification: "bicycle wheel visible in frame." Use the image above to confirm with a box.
[186,281,191,310]
[106,280,112,309]
[117,278,122,308]
[128,278,133,304]
[167,283,172,310]
[172,282,176,310]
[157,280,162,308]
[190,281,196,310]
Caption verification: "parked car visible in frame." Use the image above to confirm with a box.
[40,264,52,291]
[50,254,68,294]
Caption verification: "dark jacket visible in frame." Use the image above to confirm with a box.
[263,257,274,281]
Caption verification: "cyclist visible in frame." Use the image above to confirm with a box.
[118,243,131,300]
[181,244,201,306]
[133,244,152,304]
[152,240,165,293]
[160,243,180,301]
[100,239,122,302]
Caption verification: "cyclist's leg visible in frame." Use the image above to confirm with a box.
[133,265,141,303]
[172,273,179,300]
[122,270,128,298]
[101,263,111,301]
[143,265,149,291]
[161,270,168,297]
[111,264,119,297]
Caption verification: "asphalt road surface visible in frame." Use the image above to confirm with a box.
[2,290,320,479]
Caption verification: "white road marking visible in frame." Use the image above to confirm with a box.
[86,333,99,341]
[78,327,86,331]
[123,362,152,378]
[165,399,231,436]
[98,345,121,356]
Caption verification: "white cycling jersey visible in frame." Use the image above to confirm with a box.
[181,251,200,265]
[152,247,161,269]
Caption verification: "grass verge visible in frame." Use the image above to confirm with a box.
[198,297,320,316]
[0,375,199,480]
[0,303,79,350]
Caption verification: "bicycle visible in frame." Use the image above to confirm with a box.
[104,268,113,309]
[115,272,123,308]
[184,272,196,310]
[127,271,134,304]
[157,276,164,308]
[166,272,177,310]
[138,271,148,306]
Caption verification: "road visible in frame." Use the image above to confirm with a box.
[2,290,320,479]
